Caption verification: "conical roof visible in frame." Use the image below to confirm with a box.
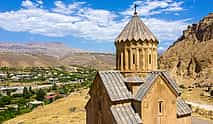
[115,14,158,43]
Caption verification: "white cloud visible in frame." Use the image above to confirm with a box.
[0,0,189,45]
[21,0,43,8]
[21,0,37,8]
[158,46,166,51]
[143,17,189,50]
[52,1,86,15]
[36,0,43,5]
[121,0,184,16]
[143,18,188,41]
[162,1,184,12]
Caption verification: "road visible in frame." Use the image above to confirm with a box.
[187,101,213,111]
[192,117,213,124]
[187,101,213,124]
[0,81,77,94]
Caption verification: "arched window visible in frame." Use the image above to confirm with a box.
[149,54,152,64]
[133,54,135,64]
[123,50,125,69]
[128,50,131,69]
[118,53,121,69]
[139,49,143,68]
[158,101,164,114]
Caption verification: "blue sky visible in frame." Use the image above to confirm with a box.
[0,0,212,53]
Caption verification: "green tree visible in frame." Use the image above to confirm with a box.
[52,83,57,90]
[6,89,15,96]
[29,86,34,94]
[63,85,68,94]
[59,85,68,94]
[6,90,11,96]
[35,89,46,101]
[17,97,29,105]
[23,87,30,99]
[0,96,11,107]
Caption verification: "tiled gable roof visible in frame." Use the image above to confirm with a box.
[161,71,181,95]
[134,71,181,101]
[97,70,191,123]
[111,104,142,124]
[177,97,192,117]
[99,71,132,102]
[134,72,159,101]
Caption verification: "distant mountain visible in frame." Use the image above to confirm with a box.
[159,13,213,86]
[0,52,59,67]
[60,52,115,70]
[0,42,84,58]
[0,42,115,69]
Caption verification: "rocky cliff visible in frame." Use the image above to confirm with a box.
[159,13,213,86]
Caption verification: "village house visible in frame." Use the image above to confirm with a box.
[86,6,192,124]
[0,73,7,81]
[0,87,18,96]
[27,100,44,108]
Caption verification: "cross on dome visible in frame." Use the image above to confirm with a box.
[134,4,138,15]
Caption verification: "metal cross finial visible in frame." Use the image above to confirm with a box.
[134,4,138,15]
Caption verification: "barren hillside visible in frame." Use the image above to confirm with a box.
[60,52,115,70]
[159,13,213,86]
[0,52,59,67]
[0,42,115,70]
[0,42,84,58]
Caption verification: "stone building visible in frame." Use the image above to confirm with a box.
[86,9,192,124]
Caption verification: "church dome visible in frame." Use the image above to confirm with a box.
[115,14,158,43]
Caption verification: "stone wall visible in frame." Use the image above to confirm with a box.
[115,41,158,73]
[177,116,192,124]
[141,76,178,124]
[86,75,115,124]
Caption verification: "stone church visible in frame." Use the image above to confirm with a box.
[86,8,192,124]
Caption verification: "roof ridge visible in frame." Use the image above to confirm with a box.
[134,73,159,101]
[134,71,181,101]
[98,71,132,102]
[99,70,120,73]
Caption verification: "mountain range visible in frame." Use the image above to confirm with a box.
[0,42,115,69]
[0,42,84,58]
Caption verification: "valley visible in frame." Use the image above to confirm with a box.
[0,66,96,123]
